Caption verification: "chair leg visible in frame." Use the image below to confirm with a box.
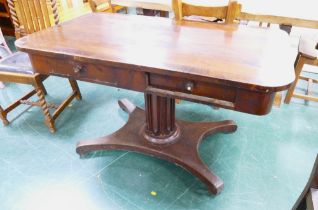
[36,80,47,95]
[68,79,82,100]
[35,75,48,95]
[33,76,55,132]
[31,77,81,133]
[35,87,55,133]
[284,54,305,104]
[273,92,282,107]
[0,105,9,126]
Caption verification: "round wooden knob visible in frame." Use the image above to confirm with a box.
[74,64,84,73]
[185,82,194,92]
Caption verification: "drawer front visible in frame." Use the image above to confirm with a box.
[148,73,237,103]
[29,54,147,92]
[148,73,275,115]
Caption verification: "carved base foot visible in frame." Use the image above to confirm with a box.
[76,99,237,194]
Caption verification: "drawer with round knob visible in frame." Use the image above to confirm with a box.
[147,73,237,103]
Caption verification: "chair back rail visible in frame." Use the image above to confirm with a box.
[89,0,111,12]
[88,0,127,14]
[172,0,241,24]
[7,0,59,38]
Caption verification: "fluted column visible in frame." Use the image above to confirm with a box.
[143,93,179,144]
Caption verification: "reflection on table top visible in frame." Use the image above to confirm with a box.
[112,0,318,21]
[16,13,294,92]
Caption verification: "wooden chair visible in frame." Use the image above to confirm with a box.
[293,154,318,210]
[0,0,82,133]
[172,0,241,23]
[88,0,127,13]
[284,36,318,104]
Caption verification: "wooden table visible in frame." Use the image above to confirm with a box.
[15,13,295,195]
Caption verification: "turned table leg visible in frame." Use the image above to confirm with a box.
[76,94,237,194]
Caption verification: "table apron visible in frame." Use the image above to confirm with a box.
[29,54,276,115]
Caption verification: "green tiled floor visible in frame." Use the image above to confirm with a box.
[1,38,318,210]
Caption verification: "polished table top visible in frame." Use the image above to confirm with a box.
[16,13,294,93]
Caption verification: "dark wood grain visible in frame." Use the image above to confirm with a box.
[16,13,294,92]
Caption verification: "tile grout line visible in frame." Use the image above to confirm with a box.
[100,181,144,210]
[163,181,197,210]
[76,151,129,184]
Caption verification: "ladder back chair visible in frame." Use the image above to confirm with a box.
[293,154,318,210]
[88,0,127,13]
[8,0,59,38]
[284,36,318,104]
[172,0,241,23]
[0,0,82,133]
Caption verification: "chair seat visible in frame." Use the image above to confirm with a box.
[0,46,10,58]
[299,35,318,59]
[0,51,34,74]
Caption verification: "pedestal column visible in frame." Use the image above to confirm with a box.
[143,94,179,144]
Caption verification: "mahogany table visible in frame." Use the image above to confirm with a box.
[15,13,295,195]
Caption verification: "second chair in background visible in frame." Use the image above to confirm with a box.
[172,0,241,23]
[88,0,127,13]
[285,36,318,104]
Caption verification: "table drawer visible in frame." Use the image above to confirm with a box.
[148,73,275,115]
[148,73,237,103]
[29,54,147,92]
